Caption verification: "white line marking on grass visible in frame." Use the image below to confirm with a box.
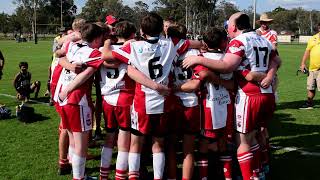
[0,93,48,105]
[271,145,320,157]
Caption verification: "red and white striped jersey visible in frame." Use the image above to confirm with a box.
[50,57,60,84]
[259,28,278,45]
[99,44,135,106]
[112,36,190,114]
[200,52,232,129]
[54,42,103,106]
[173,49,200,107]
[50,60,63,103]
[227,31,275,96]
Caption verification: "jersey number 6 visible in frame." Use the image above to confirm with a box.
[148,57,163,79]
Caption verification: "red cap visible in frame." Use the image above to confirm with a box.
[105,15,118,25]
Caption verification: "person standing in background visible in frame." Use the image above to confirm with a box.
[299,23,320,109]
[256,13,278,50]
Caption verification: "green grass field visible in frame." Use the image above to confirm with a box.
[0,40,319,180]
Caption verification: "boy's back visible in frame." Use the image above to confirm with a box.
[99,44,135,107]
[113,36,177,114]
[173,48,200,107]
[54,42,102,106]
[201,51,232,129]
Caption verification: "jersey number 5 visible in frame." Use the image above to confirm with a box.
[176,60,192,80]
[148,57,163,79]
[106,68,120,79]
[253,47,268,68]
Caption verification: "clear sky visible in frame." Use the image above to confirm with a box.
[1,0,320,15]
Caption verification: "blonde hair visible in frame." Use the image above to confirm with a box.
[72,18,86,31]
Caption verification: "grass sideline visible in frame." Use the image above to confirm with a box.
[0,40,319,180]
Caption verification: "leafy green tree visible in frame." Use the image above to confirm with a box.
[0,13,11,35]
[80,0,105,22]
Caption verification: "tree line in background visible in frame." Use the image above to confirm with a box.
[0,0,76,37]
[1,0,320,38]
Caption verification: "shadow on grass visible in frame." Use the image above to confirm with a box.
[16,113,50,123]
[271,112,320,149]
[276,99,320,110]
[29,96,50,104]
[270,151,320,180]
[269,111,320,179]
[0,112,17,121]
[271,112,320,138]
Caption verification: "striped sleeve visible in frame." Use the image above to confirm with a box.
[226,39,245,57]
[192,65,208,81]
[86,49,103,69]
[111,43,131,64]
[172,38,190,55]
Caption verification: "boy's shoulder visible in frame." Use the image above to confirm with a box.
[14,71,22,78]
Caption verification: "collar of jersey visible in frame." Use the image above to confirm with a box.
[77,41,89,47]
[113,42,124,45]
[206,49,224,54]
[259,27,270,34]
[146,36,160,44]
[242,29,255,34]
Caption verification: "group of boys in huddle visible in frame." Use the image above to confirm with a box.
[50,11,281,180]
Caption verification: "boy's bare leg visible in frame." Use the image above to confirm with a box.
[100,132,116,180]
[182,134,195,180]
[58,128,71,175]
[72,131,89,180]
[128,134,144,180]
[166,134,177,180]
[152,137,165,180]
[115,130,131,179]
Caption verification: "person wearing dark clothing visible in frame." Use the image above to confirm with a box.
[13,62,41,102]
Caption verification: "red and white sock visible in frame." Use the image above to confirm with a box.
[72,153,86,180]
[237,151,253,180]
[115,151,129,180]
[220,154,232,180]
[250,144,261,175]
[196,153,208,180]
[153,152,165,180]
[100,146,113,180]
[68,146,75,164]
[128,152,140,180]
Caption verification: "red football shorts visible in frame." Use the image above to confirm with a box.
[131,107,169,137]
[201,128,225,140]
[169,104,200,134]
[60,104,93,132]
[235,93,275,133]
[54,102,61,116]
[102,100,131,132]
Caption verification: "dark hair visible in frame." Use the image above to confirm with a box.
[235,14,251,30]
[167,23,187,39]
[80,23,105,43]
[203,27,228,49]
[19,61,28,68]
[141,12,163,37]
[115,21,137,39]
[94,22,110,34]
